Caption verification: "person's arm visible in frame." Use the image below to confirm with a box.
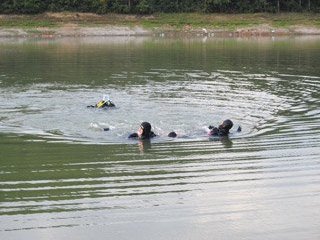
[128,133,139,139]
[208,127,219,136]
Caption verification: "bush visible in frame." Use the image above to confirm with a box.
[0,0,320,14]
[136,0,152,14]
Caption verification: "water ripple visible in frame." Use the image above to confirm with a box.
[1,38,320,239]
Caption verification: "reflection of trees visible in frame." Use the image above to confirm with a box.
[1,37,319,87]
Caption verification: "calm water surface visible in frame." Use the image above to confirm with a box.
[0,36,320,240]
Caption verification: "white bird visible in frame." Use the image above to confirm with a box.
[202,28,208,34]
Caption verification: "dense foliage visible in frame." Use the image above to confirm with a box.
[0,0,319,14]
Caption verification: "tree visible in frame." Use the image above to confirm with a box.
[205,0,231,12]
[308,0,311,10]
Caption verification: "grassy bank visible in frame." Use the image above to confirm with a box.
[0,12,319,36]
[141,13,320,30]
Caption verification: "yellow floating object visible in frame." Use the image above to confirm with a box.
[96,100,105,108]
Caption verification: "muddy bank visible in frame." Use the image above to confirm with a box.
[1,25,320,38]
[1,12,320,38]
[0,26,151,38]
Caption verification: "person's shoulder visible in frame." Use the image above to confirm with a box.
[208,127,219,136]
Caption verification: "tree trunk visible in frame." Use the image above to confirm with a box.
[277,0,280,12]
[308,0,311,11]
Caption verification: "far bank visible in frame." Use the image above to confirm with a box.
[0,12,320,37]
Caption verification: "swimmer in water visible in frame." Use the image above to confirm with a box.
[168,131,177,138]
[128,122,157,140]
[208,119,237,136]
[87,95,115,109]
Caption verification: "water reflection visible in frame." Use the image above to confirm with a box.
[138,139,152,153]
[209,136,233,148]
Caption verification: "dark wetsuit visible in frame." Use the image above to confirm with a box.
[129,122,156,140]
[208,126,230,137]
[208,120,241,137]
[208,119,234,136]
[87,100,115,108]
[128,131,156,139]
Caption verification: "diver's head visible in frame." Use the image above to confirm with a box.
[168,131,177,138]
[219,119,233,132]
[138,122,152,138]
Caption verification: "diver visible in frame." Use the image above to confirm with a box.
[87,95,115,109]
[128,122,157,140]
[207,119,241,136]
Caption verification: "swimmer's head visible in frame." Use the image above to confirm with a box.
[219,119,233,132]
[168,132,177,138]
[139,122,152,138]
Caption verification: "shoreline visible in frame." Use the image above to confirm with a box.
[2,25,320,38]
[1,12,320,38]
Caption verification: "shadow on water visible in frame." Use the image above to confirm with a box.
[209,136,233,148]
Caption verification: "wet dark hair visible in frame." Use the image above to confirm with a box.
[219,119,233,132]
[140,122,152,138]
[168,131,177,138]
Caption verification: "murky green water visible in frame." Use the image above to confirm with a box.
[1,36,320,240]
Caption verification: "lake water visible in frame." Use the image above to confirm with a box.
[0,36,320,240]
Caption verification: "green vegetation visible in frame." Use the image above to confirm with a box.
[0,17,57,28]
[141,13,262,29]
[0,12,319,31]
[0,0,319,14]
[0,1,319,34]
